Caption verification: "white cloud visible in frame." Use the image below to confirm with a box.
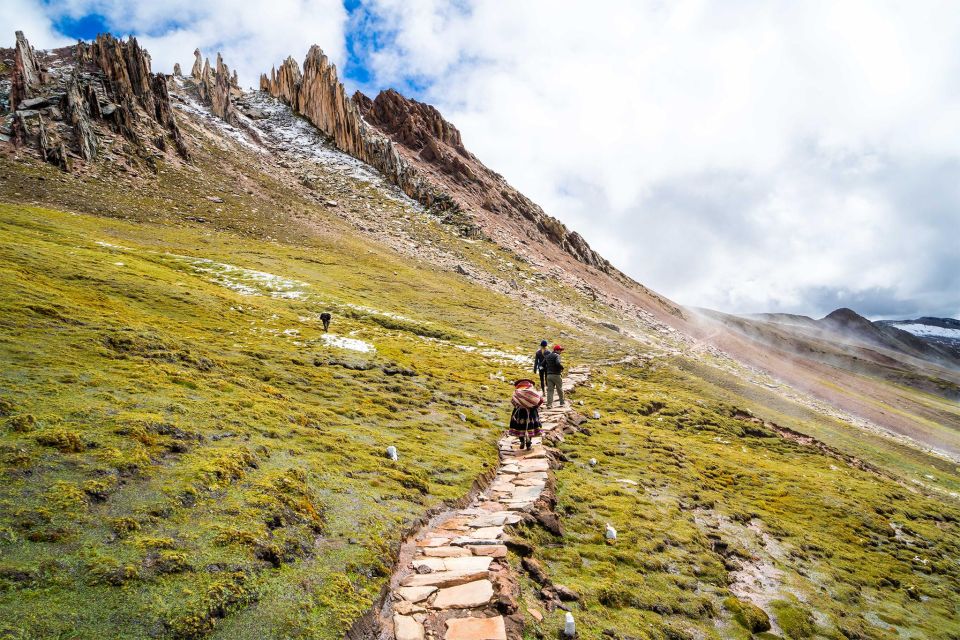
[0,0,73,48]
[6,0,960,318]
[5,0,348,88]
[357,0,960,318]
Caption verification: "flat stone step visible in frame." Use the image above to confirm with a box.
[451,536,503,547]
[513,477,546,487]
[508,485,543,503]
[516,459,550,473]
[400,568,489,588]
[468,526,503,539]
[413,556,492,574]
[422,546,471,558]
[466,512,521,528]
[411,557,446,572]
[417,537,452,548]
[431,578,494,609]
[395,586,437,603]
[394,614,425,640]
[444,615,506,640]
[467,544,507,557]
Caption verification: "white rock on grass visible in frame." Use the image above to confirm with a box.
[386,445,398,461]
[605,523,617,541]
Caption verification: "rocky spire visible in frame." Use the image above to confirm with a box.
[87,34,157,118]
[191,50,238,125]
[191,48,203,80]
[10,31,45,110]
[211,54,238,124]
[198,57,212,103]
[261,47,367,161]
[151,73,191,158]
[64,72,97,161]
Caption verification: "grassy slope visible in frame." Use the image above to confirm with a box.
[0,200,596,638]
[517,361,960,640]
[1,106,959,640]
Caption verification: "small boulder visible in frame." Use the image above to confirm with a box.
[521,557,549,585]
[724,597,771,633]
[554,584,581,602]
[17,96,51,110]
[386,445,398,461]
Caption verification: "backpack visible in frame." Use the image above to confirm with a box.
[545,351,563,374]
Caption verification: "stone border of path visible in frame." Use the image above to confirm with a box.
[380,367,591,640]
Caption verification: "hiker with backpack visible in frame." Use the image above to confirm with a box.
[509,378,543,450]
[320,312,331,332]
[544,345,565,408]
[533,340,550,390]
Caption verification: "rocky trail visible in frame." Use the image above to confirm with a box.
[379,367,591,640]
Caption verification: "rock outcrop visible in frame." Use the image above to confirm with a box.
[189,50,239,125]
[356,88,612,271]
[260,45,613,273]
[191,49,203,80]
[10,31,45,110]
[261,47,366,160]
[5,31,190,171]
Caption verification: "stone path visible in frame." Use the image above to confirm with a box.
[383,367,591,640]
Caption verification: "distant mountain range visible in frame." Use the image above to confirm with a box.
[750,308,960,364]
[876,317,960,358]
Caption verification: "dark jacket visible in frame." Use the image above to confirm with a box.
[534,348,549,373]
[543,351,563,375]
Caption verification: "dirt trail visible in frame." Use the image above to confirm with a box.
[378,367,591,640]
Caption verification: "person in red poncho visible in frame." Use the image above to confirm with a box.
[508,379,544,450]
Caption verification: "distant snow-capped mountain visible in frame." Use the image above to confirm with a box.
[877,317,960,358]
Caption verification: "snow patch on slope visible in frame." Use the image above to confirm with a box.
[895,323,960,340]
[322,334,375,353]
[165,254,309,299]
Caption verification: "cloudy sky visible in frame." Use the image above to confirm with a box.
[6,0,960,319]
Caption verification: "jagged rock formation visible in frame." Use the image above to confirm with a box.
[359,89,611,271]
[191,49,203,80]
[261,48,366,160]
[3,31,189,170]
[260,46,612,273]
[10,31,45,110]
[187,50,239,125]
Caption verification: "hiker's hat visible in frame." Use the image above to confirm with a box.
[514,379,536,388]
[553,344,564,352]
[540,340,548,347]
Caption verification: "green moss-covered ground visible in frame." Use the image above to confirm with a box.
[516,361,960,639]
[0,201,598,638]
[2,107,959,640]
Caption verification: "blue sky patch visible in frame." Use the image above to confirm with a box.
[52,12,110,41]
